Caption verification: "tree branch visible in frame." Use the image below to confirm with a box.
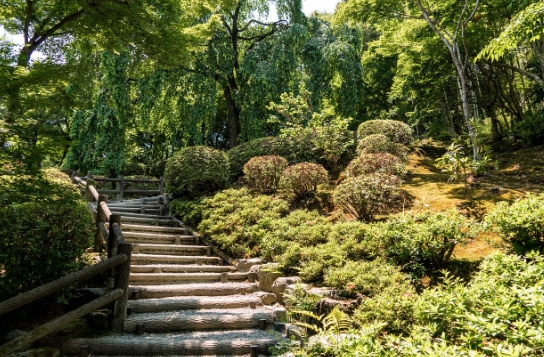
[24,0,33,45]
[29,8,87,54]
[493,62,543,86]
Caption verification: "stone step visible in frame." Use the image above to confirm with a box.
[129,282,259,298]
[131,264,236,274]
[134,244,208,256]
[131,254,223,266]
[62,330,277,356]
[111,211,167,219]
[121,224,187,234]
[129,272,249,285]
[108,207,161,215]
[120,216,177,226]
[128,295,263,313]
[123,232,195,245]
[123,309,275,332]
[106,203,161,208]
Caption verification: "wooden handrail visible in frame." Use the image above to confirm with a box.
[100,201,112,222]
[0,254,128,316]
[0,289,124,356]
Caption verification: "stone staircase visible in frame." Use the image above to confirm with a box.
[63,197,284,356]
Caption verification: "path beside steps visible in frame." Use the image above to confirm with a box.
[64,197,285,357]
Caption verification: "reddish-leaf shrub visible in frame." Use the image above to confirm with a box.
[347,153,406,177]
[357,119,413,144]
[333,173,401,221]
[279,162,328,199]
[356,134,409,159]
[243,155,288,193]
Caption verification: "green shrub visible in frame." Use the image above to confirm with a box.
[485,193,544,254]
[227,136,317,180]
[333,173,401,221]
[169,198,203,227]
[197,188,290,257]
[0,169,94,300]
[164,146,229,197]
[356,134,409,159]
[297,242,349,281]
[346,153,406,177]
[279,162,328,200]
[357,119,413,144]
[243,155,288,193]
[366,210,474,268]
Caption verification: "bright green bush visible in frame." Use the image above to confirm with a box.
[485,193,544,253]
[333,173,401,221]
[346,153,406,177]
[164,146,229,196]
[243,155,288,193]
[357,119,413,144]
[0,169,94,300]
[169,198,203,227]
[366,210,474,268]
[279,162,329,199]
[356,134,409,159]
[197,188,290,257]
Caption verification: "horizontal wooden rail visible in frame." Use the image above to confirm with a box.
[0,254,127,316]
[92,177,161,184]
[0,289,124,356]
[100,201,112,222]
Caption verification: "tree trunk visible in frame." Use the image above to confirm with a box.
[224,83,240,148]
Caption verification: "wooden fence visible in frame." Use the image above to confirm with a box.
[80,174,164,202]
[0,176,134,356]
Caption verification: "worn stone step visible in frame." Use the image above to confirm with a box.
[129,282,259,298]
[121,224,187,234]
[123,232,195,245]
[131,254,223,266]
[123,309,275,332]
[111,211,167,219]
[129,272,249,285]
[135,244,208,256]
[128,295,263,313]
[63,330,277,356]
[119,216,177,226]
[131,264,236,274]
[107,207,161,215]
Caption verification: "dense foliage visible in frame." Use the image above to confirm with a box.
[357,119,413,144]
[356,134,409,159]
[346,153,406,177]
[164,146,229,197]
[0,169,93,300]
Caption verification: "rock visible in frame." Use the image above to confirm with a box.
[274,308,287,322]
[11,347,60,357]
[249,264,261,277]
[271,277,301,303]
[4,329,28,342]
[86,309,111,329]
[283,283,310,309]
[254,291,277,305]
[314,297,358,316]
[236,258,263,272]
[257,263,282,292]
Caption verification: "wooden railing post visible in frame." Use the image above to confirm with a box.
[118,175,124,202]
[112,243,132,332]
[94,194,108,251]
[159,176,164,196]
[108,215,122,259]
[85,182,93,202]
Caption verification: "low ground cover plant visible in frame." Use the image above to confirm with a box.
[485,193,544,254]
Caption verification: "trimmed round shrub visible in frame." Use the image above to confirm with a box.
[357,119,413,144]
[243,155,288,193]
[485,193,544,254]
[347,153,406,177]
[279,162,329,199]
[165,146,229,196]
[0,169,94,300]
[333,173,401,221]
[356,134,409,159]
